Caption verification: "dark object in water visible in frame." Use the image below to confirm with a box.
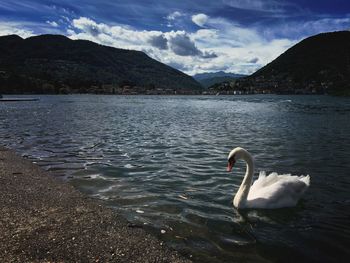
[0,97,39,102]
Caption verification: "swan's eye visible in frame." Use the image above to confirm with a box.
[229,156,236,164]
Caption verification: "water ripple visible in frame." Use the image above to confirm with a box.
[1,95,350,262]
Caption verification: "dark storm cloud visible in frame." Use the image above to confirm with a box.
[168,33,217,58]
[168,33,201,56]
[148,34,168,50]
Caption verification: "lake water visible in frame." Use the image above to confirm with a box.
[1,95,349,262]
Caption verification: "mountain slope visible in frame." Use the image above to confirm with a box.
[210,31,350,96]
[193,71,246,81]
[193,71,247,89]
[245,31,350,95]
[199,76,246,88]
[0,34,201,94]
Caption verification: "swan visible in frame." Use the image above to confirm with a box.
[227,147,310,209]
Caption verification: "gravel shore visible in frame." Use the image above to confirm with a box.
[0,146,190,263]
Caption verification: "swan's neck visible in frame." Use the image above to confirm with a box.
[233,152,254,208]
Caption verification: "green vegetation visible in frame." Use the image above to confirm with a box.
[0,34,201,94]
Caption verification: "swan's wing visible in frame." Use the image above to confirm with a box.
[248,173,310,209]
[250,171,280,192]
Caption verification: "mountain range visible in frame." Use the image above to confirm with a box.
[193,71,247,88]
[0,34,201,94]
[193,71,247,81]
[1,31,349,95]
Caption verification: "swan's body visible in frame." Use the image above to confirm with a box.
[227,147,310,209]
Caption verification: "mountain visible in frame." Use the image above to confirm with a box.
[193,71,247,89]
[193,71,247,81]
[198,76,245,88]
[240,31,350,95]
[0,34,201,94]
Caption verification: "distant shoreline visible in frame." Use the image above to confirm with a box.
[0,92,333,96]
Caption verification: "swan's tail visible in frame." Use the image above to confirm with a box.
[300,175,310,186]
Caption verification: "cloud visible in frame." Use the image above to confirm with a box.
[0,22,34,38]
[73,17,101,36]
[261,16,350,40]
[0,15,298,75]
[201,51,218,58]
[167,31,218,58]
[223,0,286,13]
[148,34,168,50]
[59,12,349,76]
[187,17,297,74]
[192,13,209,27]
[248,57,259,63]
[167,32,202,56]
[165,11,185,28]
[66,16,297,75]
[46,21,58,27]
[166,11,183,21]
[2,0,350,77]
[70,17,216,60]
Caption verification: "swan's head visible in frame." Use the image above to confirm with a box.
[227,147,250,172]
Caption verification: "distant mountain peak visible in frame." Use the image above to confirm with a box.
[193,71,246,81]
[193,71,247,88]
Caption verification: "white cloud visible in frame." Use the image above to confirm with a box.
[223,0,285,12]
[192,13,209,27]
[46,20,58,27]
[187,16,295,74]
[66,16,301,75]
[167,11,183,21]
[69,17,217,60]
[0,22,34,38]
[165,11,185,28]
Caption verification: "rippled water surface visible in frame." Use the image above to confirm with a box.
[1,95,350,262]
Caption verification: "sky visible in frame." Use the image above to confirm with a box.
[0,0,350,75]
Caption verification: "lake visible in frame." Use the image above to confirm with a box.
[1,95,349,262]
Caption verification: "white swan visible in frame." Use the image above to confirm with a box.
[227,147,310,209]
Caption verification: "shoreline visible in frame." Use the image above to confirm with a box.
[0,146,190,263]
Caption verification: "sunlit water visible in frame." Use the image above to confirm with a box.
[1,95,349,262]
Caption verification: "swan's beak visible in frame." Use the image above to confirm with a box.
[227,162,232,172]
[227,159,235,172]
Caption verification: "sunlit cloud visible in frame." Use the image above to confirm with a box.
[0,22,34,38]
[46,21,59,27]
[192,13,209,27]
[166,11,183,21]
